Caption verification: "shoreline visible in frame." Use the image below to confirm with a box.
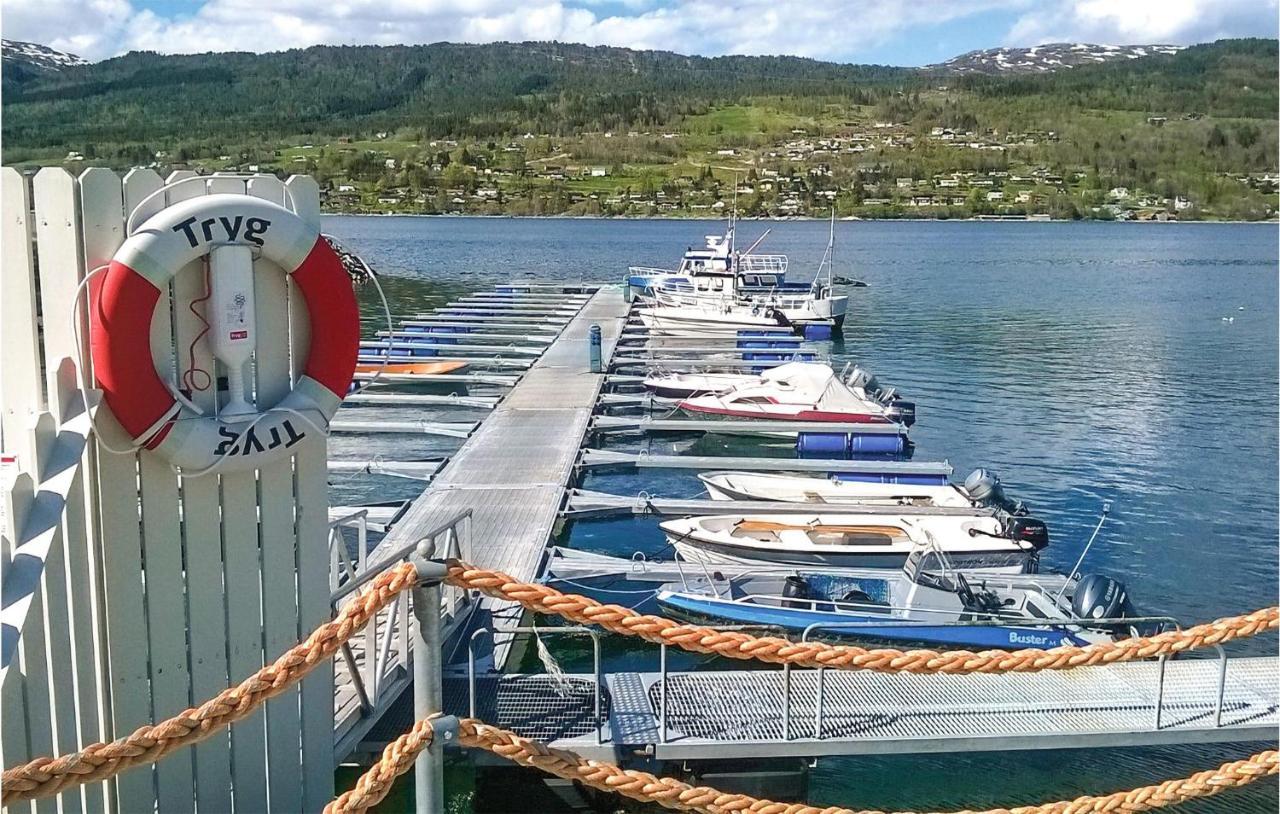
[321,211,1279,225]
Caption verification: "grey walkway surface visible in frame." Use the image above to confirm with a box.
[369,286,630,668]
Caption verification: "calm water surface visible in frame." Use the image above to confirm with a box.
[325,216,1279,812]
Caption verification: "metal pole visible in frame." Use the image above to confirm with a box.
[412,554,449,814]
[1153,655,1167,730]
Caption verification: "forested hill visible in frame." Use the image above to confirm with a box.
[2,42,911,150]
[3,38,1275,157]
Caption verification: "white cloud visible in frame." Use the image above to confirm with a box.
[4,0,1273,64]
[2,0,1014,62]
[1007,0,1278,45]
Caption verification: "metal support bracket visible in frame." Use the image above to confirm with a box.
[429,715,460,751]
[411,554,450,585]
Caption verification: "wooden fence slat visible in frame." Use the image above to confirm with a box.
[120,173,196,814]
[151,170,236,814]
[82,169,161,814]
[249,175,304,812]
[26,413,84,814]
[1,169,43,468]
[1,473,35,814]
[205,174,270,814]
[287,175,336,811]
[73,166,134,814]
[31,170,89,814]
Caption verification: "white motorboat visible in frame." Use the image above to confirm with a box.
[642,371,764,399]
[677,362,913,425]
[699,471,975,506]
[660,511,1044,572]
[628,210,849,329]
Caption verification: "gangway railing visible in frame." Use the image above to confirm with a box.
[330,508,474,757]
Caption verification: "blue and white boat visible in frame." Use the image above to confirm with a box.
[627,213,848,331]
[655,553,1152,650]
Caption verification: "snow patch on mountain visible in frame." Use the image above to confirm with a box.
[931,43,1183,75]
[2,39,89,73]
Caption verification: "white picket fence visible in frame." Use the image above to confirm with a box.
[1,168,335,812]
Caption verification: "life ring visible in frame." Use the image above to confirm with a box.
[91,193,359,473]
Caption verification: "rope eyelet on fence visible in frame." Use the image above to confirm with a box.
[2,555,1276,809]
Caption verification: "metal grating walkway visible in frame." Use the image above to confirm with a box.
[358,657,1277,761]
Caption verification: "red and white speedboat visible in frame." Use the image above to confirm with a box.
[678,362,904,423]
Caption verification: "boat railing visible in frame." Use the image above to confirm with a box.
[628,266,676,278]
[329,508,474,734]
[737,254,789,275]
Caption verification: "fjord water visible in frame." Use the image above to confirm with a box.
[325,216,1279,812]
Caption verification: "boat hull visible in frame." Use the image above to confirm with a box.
[656,591,1087,649]
[672,539,1033,573]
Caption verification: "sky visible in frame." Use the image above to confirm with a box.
[4,0,1277,65]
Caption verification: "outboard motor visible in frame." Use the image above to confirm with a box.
[781,575,810,609]
[1004,515,1049,550]
[847,366,874,392]
[963,469,1023,514]
[1070,574,1135,629]
[884,398,916,427]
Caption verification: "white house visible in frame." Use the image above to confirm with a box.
[1109,187,1130,200]
[987,191,1004,201]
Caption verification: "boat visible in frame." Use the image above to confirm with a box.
[642,371,768,399]
[677,362,914,425]
[643,364,912,426]
[655,553,1150,649]
[628,211,849,329]
[698,467,1019,507]
[352,360,469,377]
[659,510,1046,572]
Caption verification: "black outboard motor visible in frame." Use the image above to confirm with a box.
[964,469,1049,550]
[1005,516,1049,550]
[1071,574,1135,630]
[781,575,810,609]
[884,398,916,427]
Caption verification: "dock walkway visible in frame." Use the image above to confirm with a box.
[368,286,629,668]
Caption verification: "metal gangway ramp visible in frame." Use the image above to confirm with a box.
[412,654,1278,762]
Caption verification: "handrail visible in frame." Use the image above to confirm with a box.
[331,509,473,604]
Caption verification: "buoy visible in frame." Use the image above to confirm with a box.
[91,193,359,474]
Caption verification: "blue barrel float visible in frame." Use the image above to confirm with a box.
[796,431,908,457]
[802,323,834,341]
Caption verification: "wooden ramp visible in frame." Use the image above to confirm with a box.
[367,286,630,671]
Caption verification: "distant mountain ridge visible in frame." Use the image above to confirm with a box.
[931,43,1185,74]
[1,37,1275,157]
[3,39,87,77]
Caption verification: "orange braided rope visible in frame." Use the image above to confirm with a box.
[4,555,1277,805]
[442,560,1280,674]
[327,715,1278,814]
[1,561,420,805]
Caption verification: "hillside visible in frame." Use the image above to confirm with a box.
[2,38,1276,220]
[931,43,1184,74]
[2,39,86,85]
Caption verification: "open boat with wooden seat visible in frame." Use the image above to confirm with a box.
[660,511,1045,572]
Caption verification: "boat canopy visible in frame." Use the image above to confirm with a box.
[750,362,873,412]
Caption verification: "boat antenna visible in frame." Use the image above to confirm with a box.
[741,228,772,256]
[1053,502,1112,605]
[729,176,738,258]
[812,205,836,290]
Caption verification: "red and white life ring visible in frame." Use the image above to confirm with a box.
[90,193,359,473]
